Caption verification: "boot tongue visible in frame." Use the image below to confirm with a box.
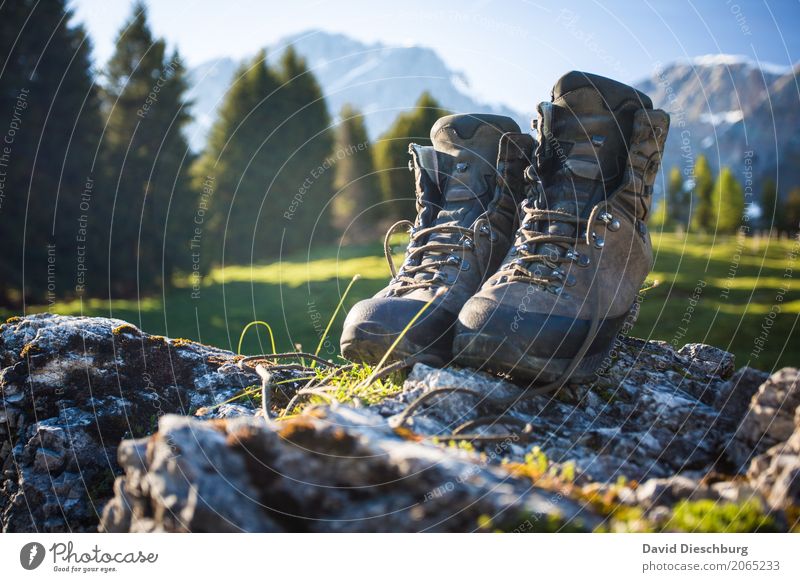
[417,114,520,278]
[530,72,651,266]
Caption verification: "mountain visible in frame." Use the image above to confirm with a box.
[186,30,526,151]
[635,55,798,200]
[187,38,800,201]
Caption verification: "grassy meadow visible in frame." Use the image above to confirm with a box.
[4,232,798,372]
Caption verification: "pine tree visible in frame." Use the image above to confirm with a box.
[650,198,669,230]
[667,166,687,226]
[761,178,779,232]
[331,105,380,241]
[783,187,800,234]
[190,50,283,269]
[690,155,714,233]
[373,92,449,220]
[274,47,335,252]
[712,167,744,234]
[101,2,193,297]
[0,0,103,306]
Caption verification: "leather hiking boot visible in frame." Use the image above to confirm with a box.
[454,71,670,385]
[341,113,534,365]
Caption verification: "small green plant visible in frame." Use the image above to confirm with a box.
[313,274,361,363]
[297,363,405,412]
[667,499,778,533]
[237,320,276,355]
[525,446,549,476]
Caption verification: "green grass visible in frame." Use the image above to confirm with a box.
[2,232,798,370]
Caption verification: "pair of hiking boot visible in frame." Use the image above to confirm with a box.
[340,71,670,387]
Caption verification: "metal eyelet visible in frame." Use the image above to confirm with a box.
[456,162,470,172]
[479,224,498,242]
[578,254,591,267]
[600,212,621,232]
[446,255,461,266]
[592,233,605,249]
[565,274,577,287]
[460,260,471,272]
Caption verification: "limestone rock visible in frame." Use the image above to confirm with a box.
[0,314,258,532]
[101,408,598,532]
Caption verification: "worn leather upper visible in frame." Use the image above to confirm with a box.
[380,113,534,315]
[466,72,670,324]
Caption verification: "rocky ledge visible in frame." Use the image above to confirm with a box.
[1,313,797,532]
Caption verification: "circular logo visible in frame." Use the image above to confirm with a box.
[19,542,46,570]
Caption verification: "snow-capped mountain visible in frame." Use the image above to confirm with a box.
[187,36,799,195]
[185,30,526,151]
[636,55,798,195]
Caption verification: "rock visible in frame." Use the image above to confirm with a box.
[1,314,794,532]
[677,343,736,381]
[713,367,770,429]
[747,404,800,509]
[0,314,259,532]
[634,475,712,508]
[389,339,730,484]
[729,368,800,470]
[101,408,599,532]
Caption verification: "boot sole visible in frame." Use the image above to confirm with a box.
[340,321,449,367]
[453,331,616,385]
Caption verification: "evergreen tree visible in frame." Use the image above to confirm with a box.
[0,0,103,306]
[690,155,714,233]
[667,166,688,226]
[712,167,744,234]
[650,198,669,230]
[761,178,779,232]
[373,92,448,220]
[101,2,193,297]
[783,187,800,234]
[274,47,335,252]
[331,105,380,241]
[190,50,283,269]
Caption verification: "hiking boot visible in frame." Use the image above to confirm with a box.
[340,113,533,365]
[454,71,670,384]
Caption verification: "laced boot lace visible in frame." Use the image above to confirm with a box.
[381,217,495,296]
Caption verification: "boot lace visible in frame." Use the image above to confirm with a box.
[382,217,492,295]
[489,189,616,293]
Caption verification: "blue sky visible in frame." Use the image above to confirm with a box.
[69,0,800,112]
